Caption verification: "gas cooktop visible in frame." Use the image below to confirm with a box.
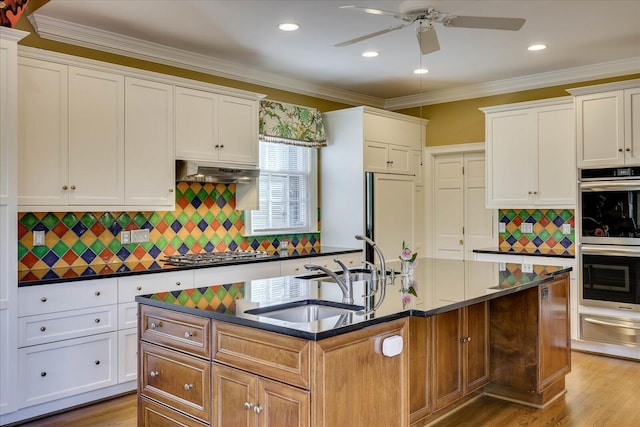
[162,250,273,266]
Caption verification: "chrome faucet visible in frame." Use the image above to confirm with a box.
[354,235,391,310]
[304,259,353,304]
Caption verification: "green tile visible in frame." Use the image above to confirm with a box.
[17,242,28,260]
[215,286,228,300]
[155,236,168,250]
[222,188,233,202]
[552,230,564,242]
[183,188,196,202]
[518,210,530,221]
[197,234,210,247]
[177,212,189,225]
[52,241,69,257]
[210,234,221,246]
[100,212,115,228]
[32,246,48,258]
[72,240,88,256]
[42,213,59,230]
[61,213,79,228]
[203,211,215,223]
[184,235,196,249]
[108,239,122,253]
[538,229,550,242]
[190,211,202,225]
[177,290,191,305]
[133,212,147,228]
[222,234,233,245]
[90,239,106,255]
[216,211,228,223]
[560,209,574,221]
[228,211,239,223]
[170,236,183,249]
[81,213,97,228]
[531,210,543,221]
[228,285,238,298]
[140,241,153,251]
[512,229,522,240]
[19,213,39,229]
[162,211,176,224]
[202,287,215,302]
[197,188,209,202]
[149,212,162,227]
[504,210,517,220]
[545,210,558,221]
[117,212,131,228]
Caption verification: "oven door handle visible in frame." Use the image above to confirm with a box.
[581,245,640,257]
[580,181,640,191]
[583,317,640,330]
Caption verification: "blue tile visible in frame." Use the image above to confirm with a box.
[81,266,97,276]
[197,219,209,231]
[222,219,233,230]
[204,242,215,252]
[116,247,131,261]
[71,221,88,237]
[148,245,161,258]
[178,243,189,255]
[171,220,182,233]
[560,237,573,248]
[216,195,227,208]
[228,241,238,251]
[108,222,123,236]
[532,236,544,247]
[42,251,59,267]
[191,197,202,209]
[552,216,565,227]
[291,236,300,246]
[81,249,97,264]
[506,235,517,246]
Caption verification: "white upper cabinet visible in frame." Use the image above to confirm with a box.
[482,97,576,208]
[124,77,175,209]
[175,87,258,167]
[569,79,640,168]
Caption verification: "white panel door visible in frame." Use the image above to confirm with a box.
[175,86,219,162]
[217,95,258,166]
[576,91,625,167]
[372,174,415,263]
[463,153,496,259]
[68,66,125,205]
[434,155,464,260]
[124,77,175,207]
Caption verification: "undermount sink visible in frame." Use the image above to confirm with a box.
[245,300,363,323]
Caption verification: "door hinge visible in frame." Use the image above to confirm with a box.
[462,226,465,235]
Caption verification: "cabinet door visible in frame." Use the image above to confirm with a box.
[463,302,489,392]
[485,110,534,207]
[213,364,256,427]
[68,66,125,205]
[387,144,411,173]
[538,275,570,392]
[432,309,463,410]
[625,88,640,165]
[364,140,390,172]
[175,86,219,162]
[218,95,258,166]
[576,90,625,167]
[118,328,138,383]
[124,77,175,208]
[258,377,310,427]
[535,104,576,205]
[17,57,69,207]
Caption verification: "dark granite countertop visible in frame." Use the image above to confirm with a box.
[18,246,361,287]
[473,246,575,258]
[136,257,572,340]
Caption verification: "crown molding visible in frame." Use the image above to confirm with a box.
[29,13,385,108]
[385,57,640,110]
[29,13,640,110]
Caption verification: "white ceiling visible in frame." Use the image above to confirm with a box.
[30,0,640,108]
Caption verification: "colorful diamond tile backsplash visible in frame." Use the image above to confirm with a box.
[498,208,575,254]
[18,182,320,271]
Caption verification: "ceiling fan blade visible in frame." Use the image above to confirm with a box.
[334,23,412,48]
[339,5,405,20]
[443,15,525,31]
[416,26,440,55]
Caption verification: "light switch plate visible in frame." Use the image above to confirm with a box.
[121,231,131,244]
[131,229,149,243]
[520,223,533,234]
[498,222,506,233]
[562,223,571,235]
[522,263,533,273]
[33,230,45,246]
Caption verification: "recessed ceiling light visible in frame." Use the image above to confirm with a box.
[278,22,299,31]
[362,51,379,58]
[528,44,547,51]
[414,68,429,75]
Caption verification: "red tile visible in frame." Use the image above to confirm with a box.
[177,196,189,209]
[17,223,28,239]
[538,216,550,227]
[184,220,196,232]
[52,222,69,238]
[99,248,114,262]
[545,237,558,248]
[513,217,523,226]
[190,243,202,253]
[155,220,168,234]
[20,252,39,269]
[90,222,106,236]
[62,269,80,278]
[132,246,147,260]
[61,250,79,265]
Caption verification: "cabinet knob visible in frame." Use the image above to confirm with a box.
[169,188,174,192]
[137,286,142,291]
[184,331,193,339]
[41,372,47,377]
[626,148,631,152]
[254,405,263,414]
[220,144,225,149]
[150,370,159,377]
[62,185,68,190]
[176,281,181,286]
[95,360,101,365]
[459,239,464,245]
[214,144,220,148]
[184,383,193,391]
[40,326,47,332]
[619,148,624,152]
[70,185,76,190]
[95,318,100,323]
[95,291,101,296]
[150,322,161,329]
[244,402,254,410]
[41,297,47,302]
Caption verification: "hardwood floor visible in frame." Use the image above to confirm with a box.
[15,351,640,427]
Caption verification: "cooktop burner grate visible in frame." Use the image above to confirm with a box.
[163,250,273,266]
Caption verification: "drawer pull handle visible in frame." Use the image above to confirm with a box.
[184,331,193,339]
[95,360,100,365]
[40,326,46,332]
[150,370,159,377]
[70,185,76,190]
[150,322,162,330]
[95,318,100,323]
[41,372,47,377]
[95,291,101,296]
[137,286,142,291]
[254,405,263,414]
[244,402,254,410]
[41,297,47,302]
[184,383,193,391]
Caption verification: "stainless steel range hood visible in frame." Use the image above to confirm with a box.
[176,160,260,184]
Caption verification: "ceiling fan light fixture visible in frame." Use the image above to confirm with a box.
[278,22,300,31]
[414,68,429,74]
[362,50,379,58]
[528,44,547,51]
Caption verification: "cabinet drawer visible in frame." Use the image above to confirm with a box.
[140,342,211,423]
[213,321,311,389]
[18,278,118,316]
[18,304,117,347]
[118,271,194,303]
[19,332,117,407]
[140,305,211,358]
[139,396,207,427]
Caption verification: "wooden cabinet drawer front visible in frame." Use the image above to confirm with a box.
[118,271,194,303]
[19,304,117,347]
[140,397,208,427]
[213,321,311,389]
[18,278,118,316]
[19,332,118,407]
[140,305,211,358]
[140,342,211,423]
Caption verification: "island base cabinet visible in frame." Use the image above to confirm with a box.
[312,318,409,427]
[139,397,207,427]
[212,364,310,427]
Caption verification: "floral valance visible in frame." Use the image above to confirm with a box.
[259,100,327,148]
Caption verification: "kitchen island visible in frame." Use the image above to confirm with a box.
[136,258,571,427]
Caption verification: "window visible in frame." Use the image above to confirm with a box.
[246,141,318,235]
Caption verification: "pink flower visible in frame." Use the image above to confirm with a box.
[400,248,412,261]
[402,294,412,306]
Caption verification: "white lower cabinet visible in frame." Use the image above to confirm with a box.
[118,328,138,383]
[19,332,118,408]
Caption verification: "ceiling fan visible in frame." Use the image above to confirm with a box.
[335,1,526,55]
